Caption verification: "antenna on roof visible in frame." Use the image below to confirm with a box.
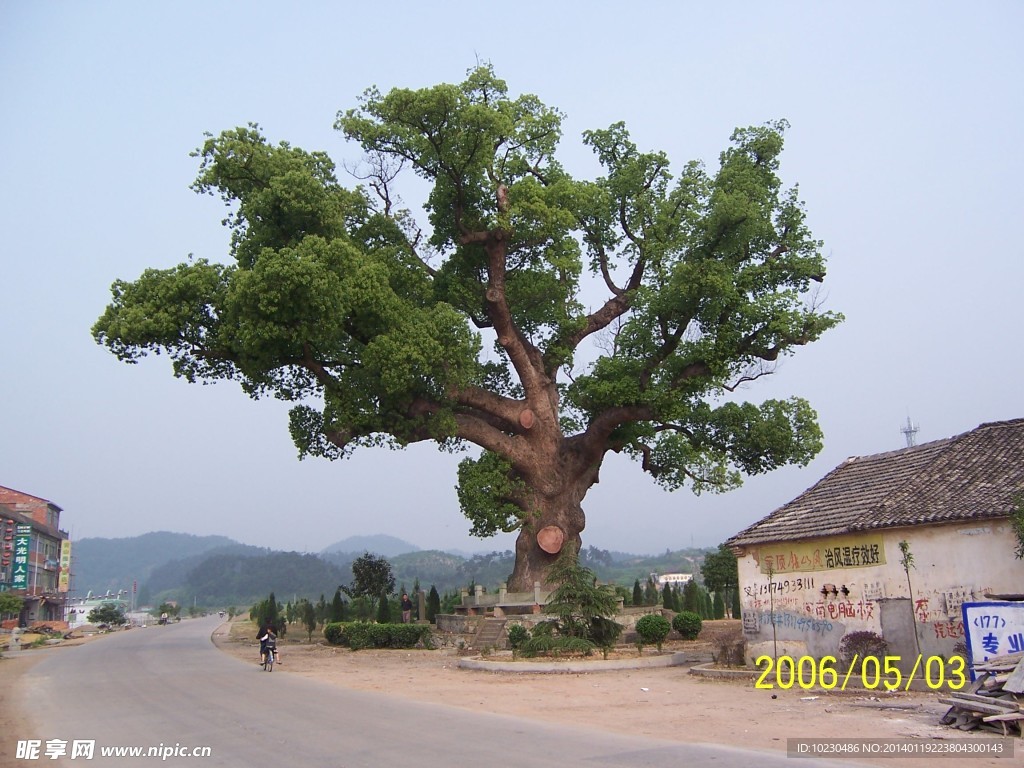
[901,415,919,447]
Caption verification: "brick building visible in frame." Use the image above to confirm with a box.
[0,485,71,624]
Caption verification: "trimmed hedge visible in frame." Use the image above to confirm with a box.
[636,613,672,651]
[323,621,432,650]
[672,610,703,640]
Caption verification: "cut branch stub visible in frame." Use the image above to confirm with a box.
[519,409,535,429]
[485,288,501,303]
[537,525,564,554]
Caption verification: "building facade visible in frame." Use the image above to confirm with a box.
[0,485,71,624]
[726,419,1024,663]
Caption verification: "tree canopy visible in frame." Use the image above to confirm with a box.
[93,65,841,589]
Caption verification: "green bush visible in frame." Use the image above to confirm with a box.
[323,621,431,650]
[507,624,530,650]
[672,611,703,640]
[520,634,556,658]
[520,634,595,658]
[588,616,624,658]
[635,613,671,651]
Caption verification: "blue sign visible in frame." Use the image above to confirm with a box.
[961,601,1024,677]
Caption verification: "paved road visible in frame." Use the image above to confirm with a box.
[17,616,862,767]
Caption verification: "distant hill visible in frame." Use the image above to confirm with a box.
[179,551,350,607]
[72,532,241,598]
[70,529,713,608]
[321,534,420,557]
[142,543,269,604]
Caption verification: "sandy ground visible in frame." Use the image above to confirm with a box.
[2,623,1016,767]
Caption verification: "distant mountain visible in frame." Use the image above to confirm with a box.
[142,543,269,603]
[70,529,714,608]
[72,532,241,598]
[321,534,420,558]
[180,551,350,607]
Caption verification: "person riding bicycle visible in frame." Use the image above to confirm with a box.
[259,626,278,665]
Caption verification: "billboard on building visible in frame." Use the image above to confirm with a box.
[58,539,72,592]
[12,524,31,589]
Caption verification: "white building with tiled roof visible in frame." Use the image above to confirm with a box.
[726,419,1024,663]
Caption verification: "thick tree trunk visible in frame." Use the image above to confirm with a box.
[507,487,588,592]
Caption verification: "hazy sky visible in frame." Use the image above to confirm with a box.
[2,2,1021,557]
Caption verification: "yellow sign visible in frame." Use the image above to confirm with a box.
[58,539,72,592]
[758,535,886,574]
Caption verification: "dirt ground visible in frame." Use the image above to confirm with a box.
[2,622,1015,767]
[214,620,1014,767]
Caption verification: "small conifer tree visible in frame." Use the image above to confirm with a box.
[632,579,643,606]
[427,585,441,623]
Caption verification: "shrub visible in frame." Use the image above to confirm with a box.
[636,613,672,651]
[838,631,887,664]
[507,624,530,652]
[520,634,556,658]
[672,611,702,640]
[520,634,595,658]
[589,616,624,658]
[323,621,431,650]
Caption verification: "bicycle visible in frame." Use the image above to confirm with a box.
[262,646,275,672]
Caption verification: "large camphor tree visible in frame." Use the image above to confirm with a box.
[94,66,841,590]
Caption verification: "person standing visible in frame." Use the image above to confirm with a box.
[400,593,414,623]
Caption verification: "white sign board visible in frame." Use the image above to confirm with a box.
[961,601,1024,676]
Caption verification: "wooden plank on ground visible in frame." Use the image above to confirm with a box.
[1003,655,1024,694]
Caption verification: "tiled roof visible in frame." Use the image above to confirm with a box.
[727,418,1024,547]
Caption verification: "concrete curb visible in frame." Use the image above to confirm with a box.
[688,661,758,680]
[458,651,691,673]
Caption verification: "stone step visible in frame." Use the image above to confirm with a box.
[471,618,507,650]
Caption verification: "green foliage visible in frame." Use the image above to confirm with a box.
[1011,496,1024,559]
[682,580,702,613]
[507,623,530,653]
[377,592,391,623]
[330,588,347,622]
[589,616,624,658]
[0,594,25,618]
[301,599,318,641]
[160,550,348,607]
[731,588,742,620]
[712,590,725,620]
[457,452,527,537]
[250,594,281,632]
[631,579,643,606]
[323,621,431,650]
[346,553,395,611]
[635,613,672,651]
[543,545,619,638]
[701,544,739,612]
[519,632,595,659]
[426,585,441,623]
[672,611,703,640]
[87,603,127,626]
[644,577,658,606]
[94,66,840,588]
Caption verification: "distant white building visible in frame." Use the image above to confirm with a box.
[655,573,693,590]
